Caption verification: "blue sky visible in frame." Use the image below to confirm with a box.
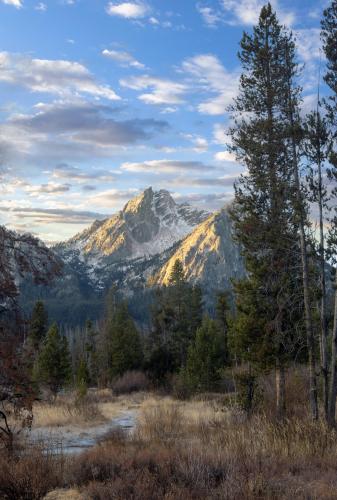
[0,0,326,242]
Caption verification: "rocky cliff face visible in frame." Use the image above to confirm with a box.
[56,187,209,265]
[0,226,62,314]
[153,208,245,292]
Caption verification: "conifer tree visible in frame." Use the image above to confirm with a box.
[168,259,185,285]
[84,319,99,385]
[321,0,337,426]
[76,356,89,398]
[228,3,306,417]
[107,302,143,379]
[185,317,225,392]
[215,291,231,364]
[28,300,48,350]
[34,323,72,395]
[283,30,319,420]
[146,277,203,379]
[303,110,331,417]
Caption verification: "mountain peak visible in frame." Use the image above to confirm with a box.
[122,187,155,217]
[57,186,209,266]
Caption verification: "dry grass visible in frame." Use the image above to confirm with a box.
[4,369,337,499]
[33,390,147,429]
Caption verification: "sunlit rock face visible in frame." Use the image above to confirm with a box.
[56,187,209,267]
[153,208,245,292]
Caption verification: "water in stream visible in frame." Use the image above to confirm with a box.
[29,410,137,455]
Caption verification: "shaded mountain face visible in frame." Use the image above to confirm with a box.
[20,189,245,325]
[0,226,62,315]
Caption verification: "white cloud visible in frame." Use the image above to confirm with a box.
[182,133,208,153]
[214,151,236,162]
[121,159,214,174]
[102,48,145,69]
[197,4,223,27]
[182,54,239,115]
[0,101,168,167]
[220,0,295,27]
[52,164,116,183]
[120,75,187,105]
[1,0,22,8]
[296,28,322,62]
[106,1,149,18]
[88,188,139,208]
[35,2,47,11]
[25,182,71,195]
[213,123,232,145]
[0,52,120,101]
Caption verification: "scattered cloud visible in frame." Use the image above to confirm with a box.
[25,182,71,195]
[87,187,139,208]
[219,0,295,27]
[52,163,116,183]
[4,100,168,146]
[1,0,22,8]
[106,1,149,19]
[121,159,213,174]
[196,4,223,28]
[102,48,145,69]
[120,75,187,105]
[0,205,107,225]
[182,54,239,115]
[0,101,168,168]
[296,28,322,63]
[169,175,238,187]
[173,191,233,210]
[35,2,47,11]
[214,151,236,162]
[0,52,120,101]
[213,123,231,145]
[182,133,208,153]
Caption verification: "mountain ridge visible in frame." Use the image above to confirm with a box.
[19,187,244,324]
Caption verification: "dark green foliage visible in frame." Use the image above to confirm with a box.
[321,1,337,251]
[321,1,337,170]
[146,261,203,380]
[28,300,48,350]
[215,291,230,364]
[235,370,262,416]
[168,259,185,285]
[34,323,72,394]
[184,317,226,392]
[76,356,89,399]
[228,4,305,374]
[76,356,89,387]
[84,320,99,385]
[107,302,143,379]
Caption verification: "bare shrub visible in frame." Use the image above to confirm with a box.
[111,371,150,395]
[0,447,63,499]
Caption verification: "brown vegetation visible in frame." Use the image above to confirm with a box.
[2,371,337,499]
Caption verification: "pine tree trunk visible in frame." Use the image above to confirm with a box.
[276,362,286,419]
[328,274,337,427]
[318,158,329,419]
[285,44,319,420]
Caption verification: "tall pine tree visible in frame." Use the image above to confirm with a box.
[228,3,306,418]
[321,0,337,426]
